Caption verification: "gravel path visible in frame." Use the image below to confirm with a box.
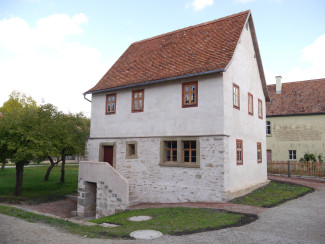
[1,177,324,244]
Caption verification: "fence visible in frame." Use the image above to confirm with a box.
[267,161,325,177]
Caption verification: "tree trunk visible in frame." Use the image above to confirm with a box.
[1,163,5,171]
[60,150,66,184]
[15,161,25,196]
[44,156,59,181]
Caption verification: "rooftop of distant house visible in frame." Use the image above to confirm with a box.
[266,78,325,116]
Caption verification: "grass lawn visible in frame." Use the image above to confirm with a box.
[0,165,78,203]
[0,205,256,239]
[231,180,314,207]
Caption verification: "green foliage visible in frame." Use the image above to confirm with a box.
[317,154,323,163]
[0,165,78,203]
[299,153,317,162]
[0,91,37,114]
[231,181,313,207]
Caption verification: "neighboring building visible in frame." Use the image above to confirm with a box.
[266,77,325,162]
[78,10,270,217]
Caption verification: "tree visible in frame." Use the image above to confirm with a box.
[0,103,44,196]
[38,104,90,182]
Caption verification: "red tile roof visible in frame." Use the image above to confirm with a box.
[266,78,325,116]
[86,10,269,101]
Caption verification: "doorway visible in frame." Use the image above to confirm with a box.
[103,146,114,167]
[267,150,272,162]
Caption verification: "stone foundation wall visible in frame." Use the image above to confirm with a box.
[86,136,226,203]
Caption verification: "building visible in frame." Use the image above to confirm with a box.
[266,77,325,162]
[78,10,270,218]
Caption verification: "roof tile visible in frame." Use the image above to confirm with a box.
[266,78,325,116]
[87,10,250,93]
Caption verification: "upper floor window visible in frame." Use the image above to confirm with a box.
[236,139,243,165]
[289,150,296,160]
[106,94,116,114]
[182,81,198,107]
[257,142,262,163]
[258,99,263,119]
[132,89,144,112]
[266,121,271,135]
[233,83,240,109]
[248,92,253,115]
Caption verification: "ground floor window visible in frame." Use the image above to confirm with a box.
[126,141,138,159]
[257,142,262,163]
[160,137,200,167]
[236,139,243,165]
[289,150,296,160]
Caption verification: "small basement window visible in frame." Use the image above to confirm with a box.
[126,141,138,159]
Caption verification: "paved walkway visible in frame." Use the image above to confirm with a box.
[1,177,324,243]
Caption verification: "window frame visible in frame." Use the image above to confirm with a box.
[131,89,144,113]
[266,121,271,135]
[159,137,200,168]
[182,141,197,164]
[248,92,254,115]
[236,139,243,165]
[164,141,178,163]
[233,83,240,110]
[257,142,262,163]
[125,141,138,159]
[105,93,116,115]
[258,98,263,119]
[182,81,198,108]
[289,150,296,160]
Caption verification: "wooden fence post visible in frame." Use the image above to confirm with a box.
[287,161,291,177]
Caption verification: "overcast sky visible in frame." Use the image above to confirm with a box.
[0,0,324,116]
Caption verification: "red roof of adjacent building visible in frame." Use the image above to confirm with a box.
[266,78,325,116]
[86,10,269,101]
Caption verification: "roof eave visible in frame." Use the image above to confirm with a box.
[84,68,225,95]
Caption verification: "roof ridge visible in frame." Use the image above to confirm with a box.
[267,78,325,87]
[132,10,250,45]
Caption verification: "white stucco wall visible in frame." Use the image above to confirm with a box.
[90,73,223,138]
[222,21,268,194]
[86,136,226,202]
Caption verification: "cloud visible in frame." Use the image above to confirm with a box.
[186,0,214,11]
[0,14,110,116]
[265,34,325,84]
[235,0,256,3]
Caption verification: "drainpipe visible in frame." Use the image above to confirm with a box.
[275,76,282,94]
[83,93,92,103]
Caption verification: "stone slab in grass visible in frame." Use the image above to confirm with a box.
[130,230,162,239]
[127,215,152,221]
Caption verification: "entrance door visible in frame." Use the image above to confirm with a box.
[103,146,114,167]
[267,150,272,162]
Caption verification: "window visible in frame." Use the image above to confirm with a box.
[236,139,243,164]
[160,137,200,167]
[164,141,177,162]
[258,99,263,119]
[105,94,116,114]
[182,81,198,107]
[248,93,253,115]
[183,141,196,163]
[266,121,271,135]
[126,141,138,159]
[289,150,296,160]
[233,84,240,109]
[132,89,144,112]
[257,142,262,163]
